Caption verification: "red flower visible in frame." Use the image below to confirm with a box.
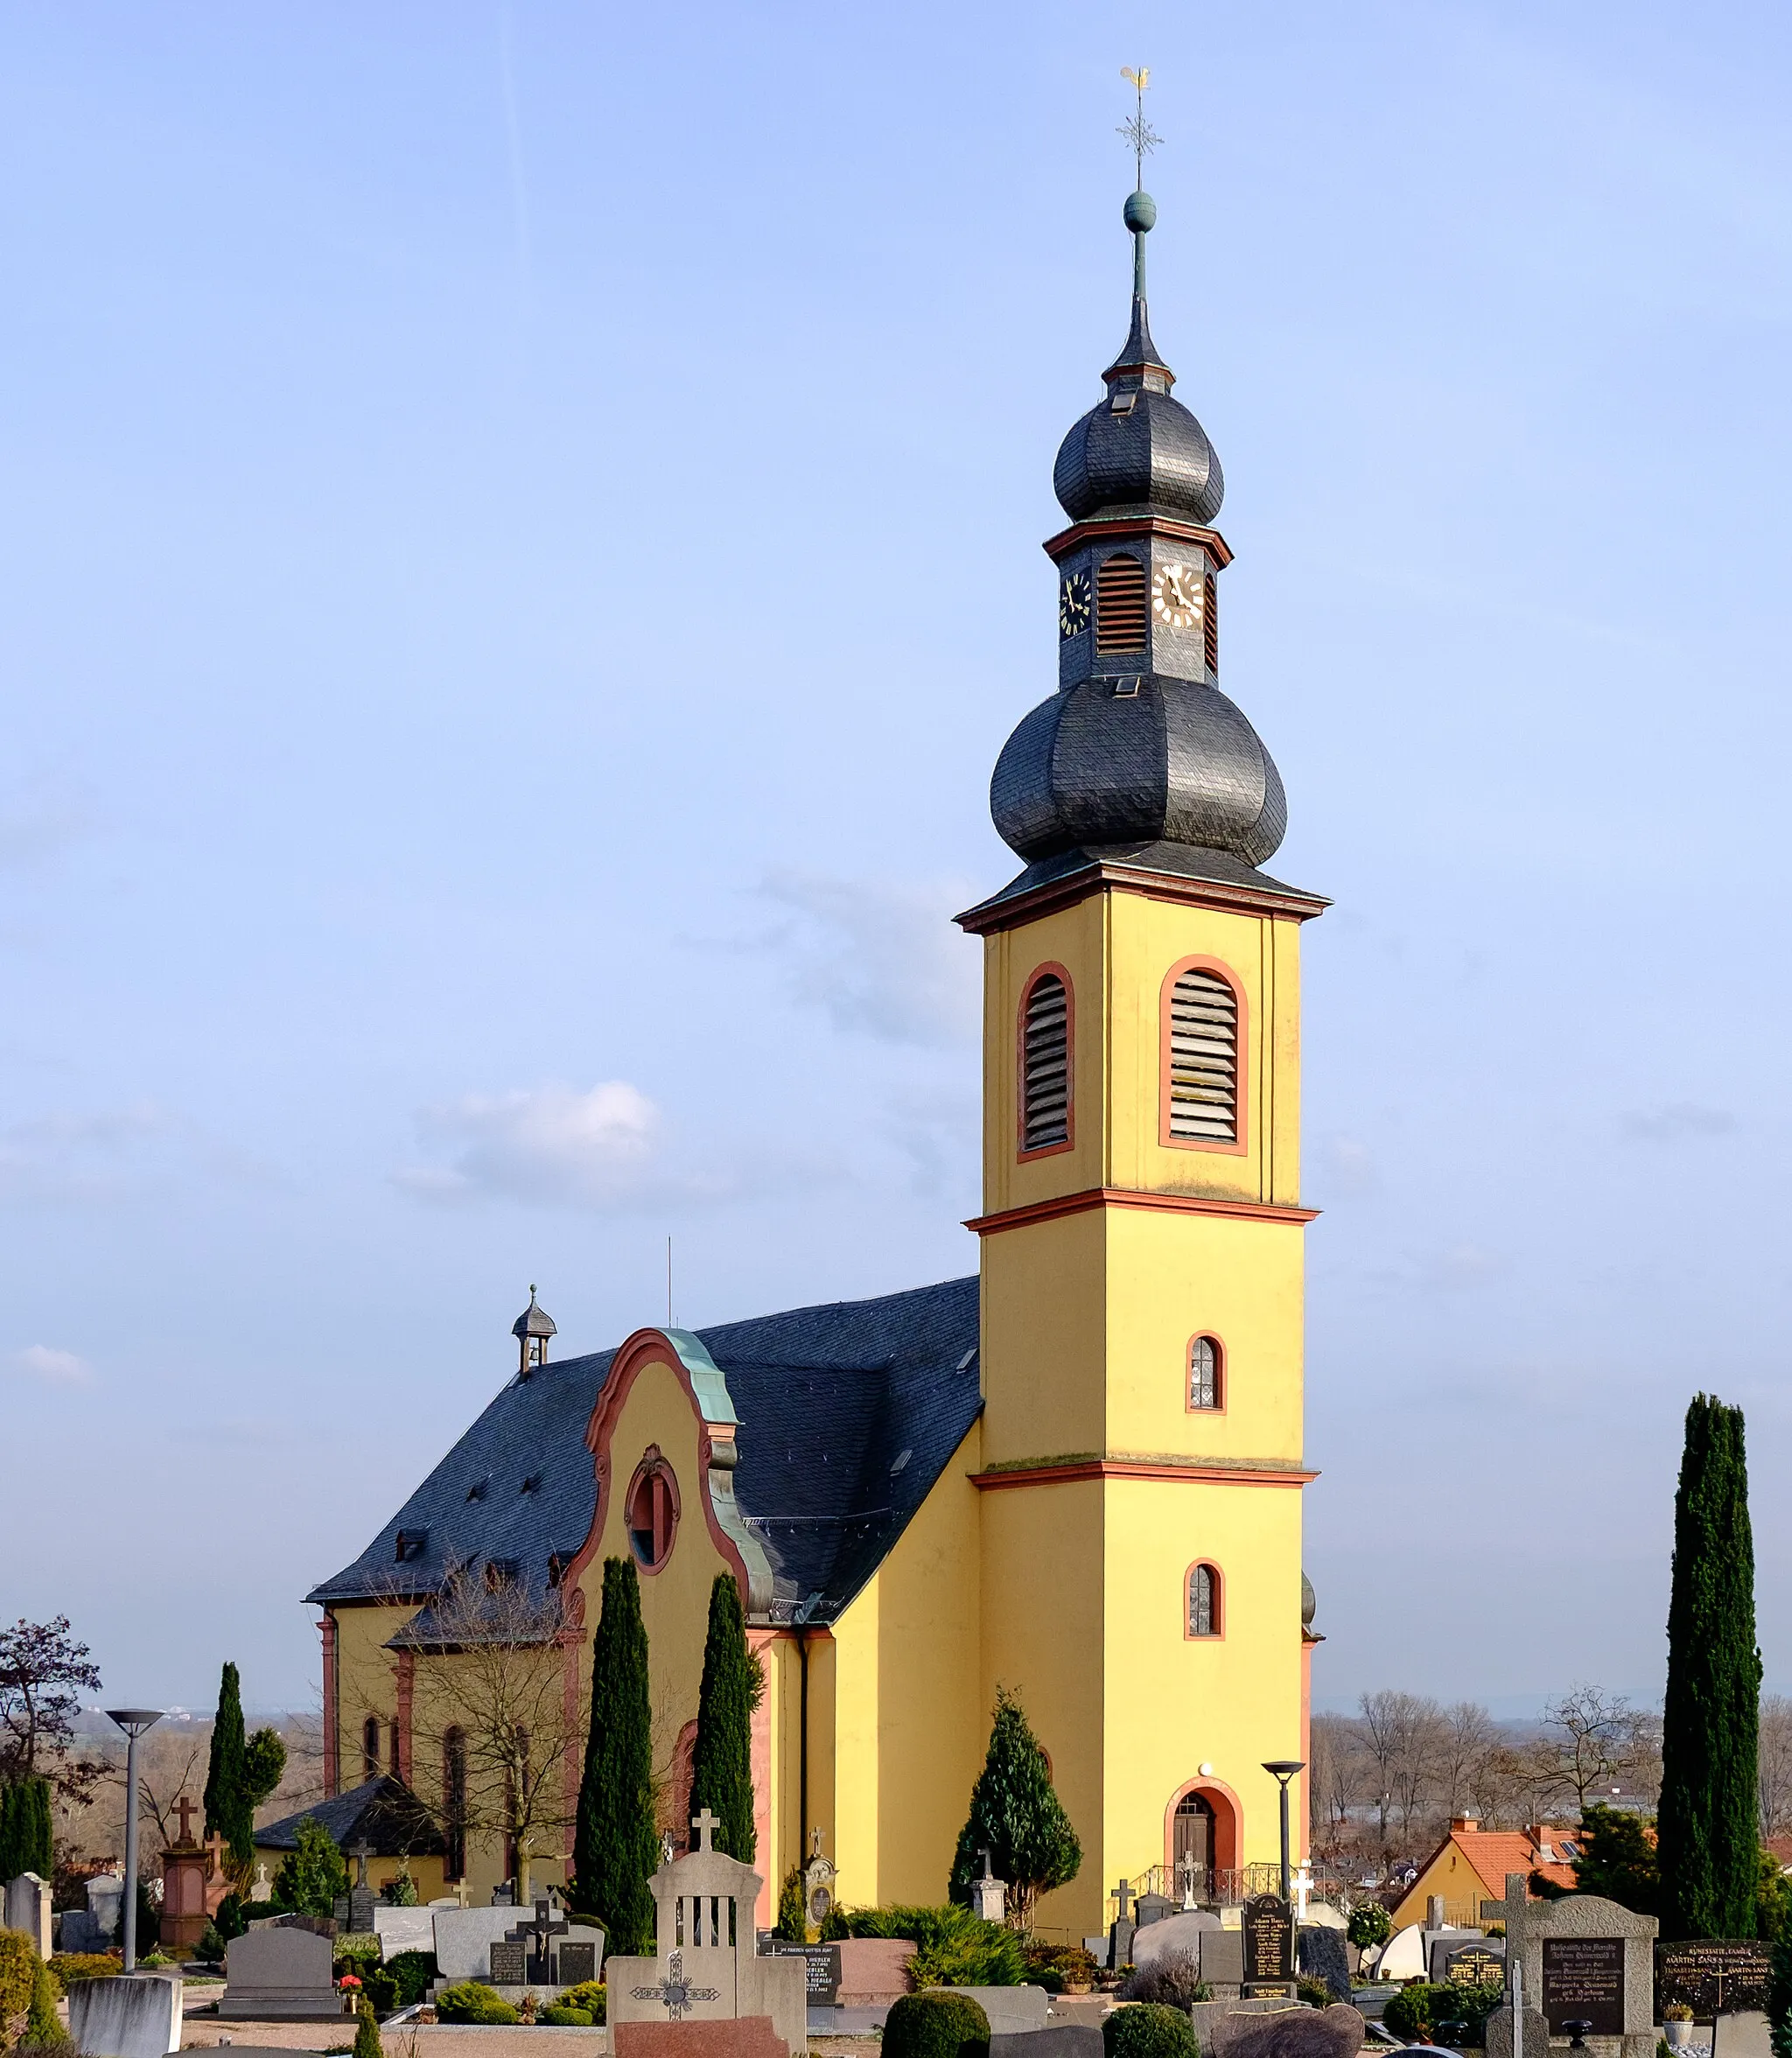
[339,1976,362,1989]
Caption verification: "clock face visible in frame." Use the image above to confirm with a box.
[1152,561,1200,631]
[1059,570,1091,640]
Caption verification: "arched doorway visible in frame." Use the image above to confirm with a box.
[1172,1791,1216,1900]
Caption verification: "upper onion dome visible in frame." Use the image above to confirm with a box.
[1053,191,1223,527]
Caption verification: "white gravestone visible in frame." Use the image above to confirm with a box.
[608,1809,806,2058]
[430,1904,527,1982]
[86,1872,125,1942]
[372,1904,438,1957]
[4,1872,52,1956]
[69,1970,184,2058]
[1131,1909,1222,1969]
[219,1925,344,2020]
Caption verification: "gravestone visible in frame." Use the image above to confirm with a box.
[1109,1878,1137,1972]
[1485,1871,1656,2058]
[970,1851,1007,1925]
[332,1840,376,1935]
[87,1872,124,1943]
[1131,1909,1222,1970]
[1296,1924,1352,2002]
[490,1940,527,1985]
[1432,1939,1506,1990]
[559,1941,599,1986]
[431,1904,524,1981]
[834,1936,914,2005]
[1194,1999,1330,2055]
[1656,1939,1772,2019]
[607,1809,807,2057]
[760,1942,841,2007]
[1216,2003,1366,2058]
[1136,1893,1175,1929]
[220,1924,345,2020]
[803,1829,836,1933]
[69,1970,184,2058]
[4,1872,52,1956]
[990,2027,1102,2058]
[926,1986,1050,2034]
[60,1908,108,1954]
[614,2021,786,2058]
[1242,1894,1295,1994]
[371,1904,436,1957]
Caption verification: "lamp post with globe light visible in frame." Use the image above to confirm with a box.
[106,1709,164,1969]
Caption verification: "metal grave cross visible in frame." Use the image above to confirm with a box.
[691,1808,722,1853]
[633,1947,720,2022]
[524,1898,570,1981]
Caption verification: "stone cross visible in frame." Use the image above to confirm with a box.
[979,1848,994,1881]
[691,1808,721,1853]
[204,1830,227,1879]
[351,1839,372,1888]
[1113,1877,1133,1922]
[174,1796,197,1845]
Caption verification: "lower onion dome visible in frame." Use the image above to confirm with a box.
[990,673,1286,868]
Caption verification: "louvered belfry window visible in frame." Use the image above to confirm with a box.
[1203,570,1219,674]
[1021,972,1071,1152]
[1168,967,1240,1144]
[1096,554,1147,654]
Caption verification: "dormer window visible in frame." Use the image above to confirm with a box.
[395,1529,428,1563]
[1096,554,1147,654]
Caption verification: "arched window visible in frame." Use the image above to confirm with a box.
[626,1457,679,1572]
[1189,1336,1222,1411]
[1096,553,1147,654]
[1019,970,1071,1154]
[444,1727,467,1880]
[1166,963,1242,1146]
[361,1717,382,1782]
[1187,1563,1221,1639]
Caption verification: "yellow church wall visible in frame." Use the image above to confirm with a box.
[977,1475,1108,1939]
[979,1209,1108,1469]
[826,1418,984,1911]
[1102,1208,1306,1466]
[329,1600,416,1788]
[1100,1475,1306,1885]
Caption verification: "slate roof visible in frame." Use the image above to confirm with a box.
[307,1276,982,1628]
[254,1774,445,1857]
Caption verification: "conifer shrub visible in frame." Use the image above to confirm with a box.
[827,1904,1025,1986]
[382,1953,439,2009]
[949,1689,1082,1928]
[557,1982,606,2022]
[353,1995,382,2058]
[0,1782,53,1884]
[541,2007,594,2026]
[570,1558,657,1954]
[435,1982,519,2025]
[273,1818,348,1917]
[774,1865,808,1942]
[1767,1926,1792,2058]
[690,1575,761,1860]
[884,1990,991,2058]
[1102,2003,1200,2058]
[26,1952,69,2048]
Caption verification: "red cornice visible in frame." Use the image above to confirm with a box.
[966,1186,1318,1236]
[971,1458,1316,1491]
[955,861,1326,937]
[1043,516,1235,569]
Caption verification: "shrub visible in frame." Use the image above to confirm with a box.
[557,1982,606,2023]
[274,1818,348,1918]
[542,2007,594,2026]
[0,1932,37,2021]
[353,1995,382,2058]
[1025,1942,1099,1994]
[383,1952,439,2009]
[884,1990,992,2058]
[194,1926,227,1966]
[775,1865,809,1943]
[435,1982,520,2025]
[830,1905,1025,1988]
[379,1870,419,1908]
[45,1957,119,1987]
[1297,1978,1334,2009]
[1102,2004,1200,2058]
[1346,1902,1392,1958]
[214,1894,248,1943]
[1383,1984,1466,2043]
[28,1951,70,2048]
[1120,1955,1210,2008]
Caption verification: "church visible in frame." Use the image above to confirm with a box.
[304,180,1325,1942]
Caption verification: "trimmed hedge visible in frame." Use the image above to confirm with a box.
[435,1982,520,2026]
[46,1956,120,1988]
[0,1933,37,2021]
[557,1982,606,2023]
[885,1991,992,2058]
[1102,2004,1200,2058]
[541,2008,594,2026]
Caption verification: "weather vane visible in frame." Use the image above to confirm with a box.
[1118,66,1161,188]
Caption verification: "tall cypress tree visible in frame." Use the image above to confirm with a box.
[1658,1393,1762,1938]
[571,1558,658,1953]
[0,1777,53,1880]
[204,1662,256,1870]
[689,1574,759,1860]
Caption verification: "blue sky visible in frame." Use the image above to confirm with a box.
[4,0,1792,1720]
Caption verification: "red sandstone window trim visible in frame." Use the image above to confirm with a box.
[626,1448,682,1574]
[1159,955,1250,1158]
[1185,1560,1223,1640]
[1186,1333,1226,1414]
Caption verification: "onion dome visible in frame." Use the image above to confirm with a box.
[991,671,1285,867]
[1053,191,1223,527]
[512,1288,556,1343]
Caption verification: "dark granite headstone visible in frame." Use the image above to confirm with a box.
[990,2027,1102,2058]
[1656,1939,1771,2019]
[1542,1936,1626,2037]
[557,1942,598,1987]
[1217,2003,1366,2058]
[1135,1894,1175,1928]
[1242,1894,1294,1990]
[1439,1943,1505,1992]
[489,1940,526,1986]
[1297,1924,1351,2001]
[759,1941,841,2006]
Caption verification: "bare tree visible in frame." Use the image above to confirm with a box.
[403,1570,583,1901]
[1355,1691,1444,1846]
[1310,1713,1367,1844]
[1435,1702,1498,1819]
[1467,1740,1536,1830]
[1760,1695,1792,1838]
[1535,1685,1651,1814]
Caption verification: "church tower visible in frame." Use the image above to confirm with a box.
[958,183,1325,1932]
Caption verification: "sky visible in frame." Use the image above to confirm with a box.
[4,0,1792,1722]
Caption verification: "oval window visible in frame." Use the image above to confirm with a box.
[626,1459,678,1572]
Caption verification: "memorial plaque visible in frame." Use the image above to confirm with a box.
[557,1942,598,1987]
[1242,1894,1294,1988]
[1543,1936,1625,2037]
[1445,1946,1506,1991]
[759,1941,841,2006]
[489,1940,526,1986]
[1656,1940,1771,2020]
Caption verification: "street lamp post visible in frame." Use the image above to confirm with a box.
[106,1709,164,1970]
[1262,1760,1306,1905]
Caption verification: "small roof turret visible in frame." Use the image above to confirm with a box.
[513,1286,556,1376]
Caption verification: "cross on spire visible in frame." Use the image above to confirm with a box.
[691,1808,721,1852]
[1117,66,1161,188]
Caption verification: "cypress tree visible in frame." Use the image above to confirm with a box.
[689,1574,758,1860]
[571,1558,658,1953]
[0,1786,18,1880]
[0,1778,52,1880]
[25,1778,52,1878]
[1658,1393,1762,1938]
[204,1662,256,1870]
[949,1686,1082,1928]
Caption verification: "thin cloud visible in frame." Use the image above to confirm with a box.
[1622,1104,1737,1143]
[0,1103,175,1203]
[396,1081,729,1211]
[757,871,981,1047]
[10,1345,93,1385]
